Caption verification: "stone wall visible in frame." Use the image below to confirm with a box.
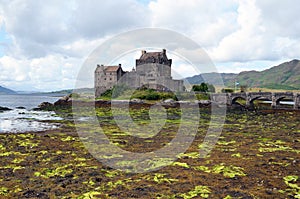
[94,50,184,97]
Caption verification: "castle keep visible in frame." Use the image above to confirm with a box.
[95,49,184,97]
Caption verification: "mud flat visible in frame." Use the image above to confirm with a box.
[0,105,299,198]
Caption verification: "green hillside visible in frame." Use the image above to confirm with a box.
[228,59,300,90]
[186,59,300,90]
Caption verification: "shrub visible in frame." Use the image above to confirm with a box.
[221,88,234,93]
[192,83,215,93]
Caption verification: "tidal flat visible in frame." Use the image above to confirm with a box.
[0,104,299,198]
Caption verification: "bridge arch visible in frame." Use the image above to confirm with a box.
[249,96,272,107]
[232,96,247,105]
[211,92,299,110]
[275,96,294,107]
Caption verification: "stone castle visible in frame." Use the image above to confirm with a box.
[95,49,184,97]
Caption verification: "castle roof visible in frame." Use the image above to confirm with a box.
[136,49,172,66]
[104,66,121,72]
[140,52,163,60]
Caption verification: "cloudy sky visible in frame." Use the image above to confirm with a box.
[0,0,299,91]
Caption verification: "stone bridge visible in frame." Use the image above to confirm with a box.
[211,92,300,109]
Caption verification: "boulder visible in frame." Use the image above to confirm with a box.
[54,95,72,106]
[130,98,143,104]
[163,98,175,103]
[39,102,54,109]
[33,102,54,111]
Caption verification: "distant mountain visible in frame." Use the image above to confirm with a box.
[185,73,237,86]
[185,59,300,90]
[37,88,94,96]
[0,86,16,94]
[230,59,300,90]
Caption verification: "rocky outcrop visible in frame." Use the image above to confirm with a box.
[33,102,54,111]
[54,95,72,107]
[0,106,12,112]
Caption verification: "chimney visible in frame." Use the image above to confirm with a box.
[141,50,146,55]
[162,49,166,54]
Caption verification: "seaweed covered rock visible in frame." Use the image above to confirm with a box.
[54,95,72,107]
[39,102,54,109]
[0,106,12,112]
[33,102,54,111]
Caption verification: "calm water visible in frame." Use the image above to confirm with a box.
[0,94,60,109]
[0,94,62,133]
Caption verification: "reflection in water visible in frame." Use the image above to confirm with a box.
[0,109,62,133]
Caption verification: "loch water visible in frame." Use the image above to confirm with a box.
[0,94,62,133]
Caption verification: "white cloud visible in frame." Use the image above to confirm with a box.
[0,0,149,58]
[0,54,82,91]
[0,0,149,91]
[149,0,239,47]
[0,0,300,91]
[210,0,300,62]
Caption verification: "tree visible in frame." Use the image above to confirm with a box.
[192,83,210,93]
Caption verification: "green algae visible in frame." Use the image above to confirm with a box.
[150,173,179,184]
[34,165,73,178]
[212,164,246,178]
[231,153,241,158]
[61,136,76,142]
[178,152,200,159]
[258,140,300,153]
[0,187,9,196]
[0,144,5,151]
[172,162,190,168]
[106,179,126,189]
[0,151,24,157]
[103,170,120,178]
[12,157,25,164]
[193,163,246,178]
[193,165,211,173]
[83,179,96,186]
[279,175,300,198]
[78,191,105,199]
[0,165,24,172]
[179,185,211,199]
[217,140,236,146]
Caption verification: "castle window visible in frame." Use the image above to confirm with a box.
[104,78,106,80]
[110,78,112,80]
[110,73,112,75]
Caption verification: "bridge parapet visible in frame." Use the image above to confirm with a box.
[211,92,300,110]
[247,92,272,100]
